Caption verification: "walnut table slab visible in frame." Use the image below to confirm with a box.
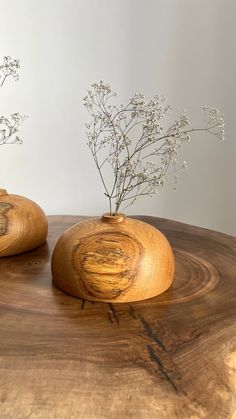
[0,216,236,419]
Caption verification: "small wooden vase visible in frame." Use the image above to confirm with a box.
[0,189,48,257]
[51,214,174,303]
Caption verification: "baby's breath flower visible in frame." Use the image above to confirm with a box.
[0,56,26,146]
[0,113,27,145]
[0,56,20,87]
[84,81,225,214]
[183,161,188,170]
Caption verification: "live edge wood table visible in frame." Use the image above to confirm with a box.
[0,216,236,419]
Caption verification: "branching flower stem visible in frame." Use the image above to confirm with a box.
[84,81,225,215]
[0,56,26,146]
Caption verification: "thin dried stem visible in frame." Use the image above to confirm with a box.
[84,82,225,215]
[0,56,26,146]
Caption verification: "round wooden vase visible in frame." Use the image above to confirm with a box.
[51,214,175,303]
[0,189,48,257]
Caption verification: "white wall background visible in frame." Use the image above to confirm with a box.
[0,0,235,235]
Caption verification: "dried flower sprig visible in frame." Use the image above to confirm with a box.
[0,56,26,146]
[0,113,27,145]
[0,56,20,87]
[84,81,225,215]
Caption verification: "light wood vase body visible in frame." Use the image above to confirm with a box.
[0,189,48,257]
[51,214,174,303]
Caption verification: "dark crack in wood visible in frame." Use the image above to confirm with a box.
[129,305,183,394]
[107,303,119,325]
[108,311,114,323]
[80,299,85,311]
[129,305,166,351]
[147,345,180,394]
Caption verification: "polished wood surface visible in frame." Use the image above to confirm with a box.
[0,215,236,419]
[0,189,48,256]
[52,213,174,302]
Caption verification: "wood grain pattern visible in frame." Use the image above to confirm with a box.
[0,215,236,419]
[51,213,174,302]
[0,189,48,256]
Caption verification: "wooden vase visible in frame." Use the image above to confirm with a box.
[0,189,48,257]
[51,213,174,303]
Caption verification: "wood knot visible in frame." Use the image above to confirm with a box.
[73,231,143,300]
